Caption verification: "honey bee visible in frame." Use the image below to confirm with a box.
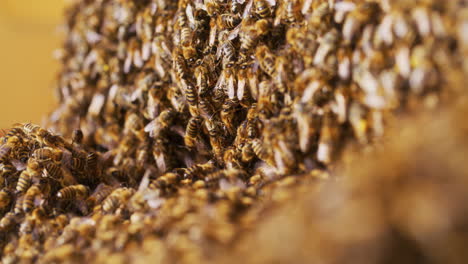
[0,212,16,231]
[86,152,98,172]
[283,0,302,24]
[251,138,274,166]
[145,109,179,140]
[185,116,203,148]
[254,0,272,18]
[0,163,15,186]
[32,147,62,162]
[240,28,259,55]
[13,145,30,163]
[195,64,210,96]
[205,0,221,17]
[293,102,321,153]
[184,82,199,113]
[199,97,216,119]
[136,145,150,169]
[71,129,83,145]
[125,112,144,135]
[86,183,114,207]
[0,136,20,162]
[313,29,339,67]
[43,162,63,182]
[23,185,41,213]
[241,142,255,163]
[230,1,242,14]
[187,7,209,32]
[183,160,216,180]
[71,157,86,173]
[317,111,339,164]
[16,171,32,194]
[57,185,89,200]
[13,195,24,215]
[255,45,276,76]
[35,128,59,146]
[247,119,258,138]
[149,172,180,189]
[342,1,380,43]
[102,188,135,213]
[22,123,41,135]
[221,99,239,134]
[4,127,26,141]
[218,14,241,29]
[308,1,331,31]
[173,53,188,80]
[182,46,198,64]
[0,189,12,211]
[180,26,192,47]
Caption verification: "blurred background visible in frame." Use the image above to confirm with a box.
[0,0,65,128]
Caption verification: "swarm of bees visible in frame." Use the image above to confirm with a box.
[1,0,467,262]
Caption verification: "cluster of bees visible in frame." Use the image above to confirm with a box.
[1,0,465,262]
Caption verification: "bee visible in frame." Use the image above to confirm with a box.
[195,64,210,95]
[223,147,243,169]
[317,111,339,164]
[184,82,198,111]
[32,147,62,162]
[13,145,30,163]
[182,46,198,64]
[255,45,276,76]
[102,188,134,213]
[180,26,192,47]
[240,28,259,55]
[173,53,188,80]
[4,127,26,141]
[190,8,210,31]
[241,142,255,163]
[218,14,241,29]
[308,1,331,32]
[135,145,149,169]
[23,185,41,213]
[205,0,221,17]
[0,164,15,183]
[16,171,32,194]
[71,156,86,173]
[176,9,188,29]
[254,0,272,18]
[149,172,180,189]
[0,189,12,210]
[221,99,239,134]
[252,138,273,165]
[0,136,20,162]
[35,128,58,146]
[342,1,380,43]
[22,123,41,135]
[185,116,203,148]
[125,112,144,135]
[183,160,216,180]
[284,0,302,24]
[71,129,83,145]
[44,162,63,181]
[313,29,339,66]
[86,152,98,172]
[57,185,89,200]
[0,212,16,231]
[247,119,258,138]
[199,97,216,119]
[14,195,24,215]
[87,184,114,207]
[231,1,242,14]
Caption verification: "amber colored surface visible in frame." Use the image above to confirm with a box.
[0,0,65,128]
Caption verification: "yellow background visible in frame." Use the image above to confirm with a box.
[0,0,65,128]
